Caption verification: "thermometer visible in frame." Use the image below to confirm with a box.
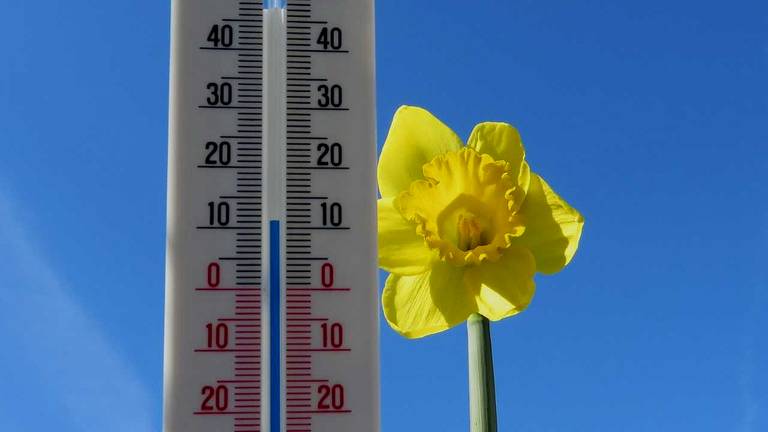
[163,1,378,431]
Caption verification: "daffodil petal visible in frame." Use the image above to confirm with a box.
[378,106,463,198]
[467,122,529,188]
[515,174,584,274]
[382,262,475,338]
[464,246,536,321]
[378,197,434,275]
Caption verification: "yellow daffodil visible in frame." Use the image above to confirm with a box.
[378,106,584,338]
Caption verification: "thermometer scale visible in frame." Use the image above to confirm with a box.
[164,1,378,431]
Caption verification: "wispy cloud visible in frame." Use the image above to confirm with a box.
[0,186,155,432]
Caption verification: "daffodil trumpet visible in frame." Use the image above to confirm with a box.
[377,106,584,430]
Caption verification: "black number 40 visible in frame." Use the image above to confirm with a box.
[316,27,342,50]
[207,24,233,47]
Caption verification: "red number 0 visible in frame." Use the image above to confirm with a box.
[207,262,221,288]
[321,262,334,288]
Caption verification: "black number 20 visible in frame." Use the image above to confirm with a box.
[316,142,342,166]
[205,141,231,165]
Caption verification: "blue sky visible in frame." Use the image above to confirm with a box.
[1,0,766,431]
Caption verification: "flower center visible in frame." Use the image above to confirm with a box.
[435,194,494,252]
[456,214,488,251]
[395,148,526,266]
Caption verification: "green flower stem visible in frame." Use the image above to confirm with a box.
[467,313,497,432]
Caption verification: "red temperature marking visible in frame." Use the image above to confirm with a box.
[207,262,221,287]
[320,262,334,287]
